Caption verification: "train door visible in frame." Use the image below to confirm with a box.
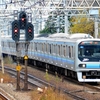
[32,41,35,59]
[47,43,52,64]
[43,42,47,62]
[67,45,75,71]
[62,43,66,68]
[56,44,62,67]
[49,43,54,64]
[37,42,40,61]
[28,42,32,58]
[34,42,38,60]
[45,42,49,63]
[51,43,55,64]
[52,43,57,66]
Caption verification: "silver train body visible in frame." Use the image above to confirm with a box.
[1,33,100,82]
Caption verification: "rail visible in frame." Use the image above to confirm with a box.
[0,66,87,100]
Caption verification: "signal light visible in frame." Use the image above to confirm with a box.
[14,28,18,33]
[12,20,20,41]
[25,22,34,41]
[19,11,27,29]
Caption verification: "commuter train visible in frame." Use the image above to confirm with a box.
[1,33,100,82]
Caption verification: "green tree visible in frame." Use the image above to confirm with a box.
[40,15,56,34]
[40,9,65,34]
[70,16,94,36]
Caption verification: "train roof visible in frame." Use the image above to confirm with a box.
[48,33,93,39]
[34,33,94,41]
[1,33,97,43]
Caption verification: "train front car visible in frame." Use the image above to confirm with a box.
[77,39,100,82]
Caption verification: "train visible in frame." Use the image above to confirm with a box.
[1,33,100,82]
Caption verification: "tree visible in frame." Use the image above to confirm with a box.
[40,9,65,34]
[40,15,56,34]
[70,16,94,36]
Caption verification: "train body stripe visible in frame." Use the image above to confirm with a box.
[86,64,100,68]
[33,52,74,64]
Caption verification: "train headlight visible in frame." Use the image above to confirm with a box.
[79,64,86,68]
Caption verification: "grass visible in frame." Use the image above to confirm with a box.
[31,87,72,100]
[0,56,16,83]
[3,56,13,65]
[0,71,15,83]
[31,71,72,100]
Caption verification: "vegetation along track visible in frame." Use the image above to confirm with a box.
[1,65,100,100]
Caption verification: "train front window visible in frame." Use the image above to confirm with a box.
[78,41,100,62]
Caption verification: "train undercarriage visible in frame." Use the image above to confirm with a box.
[3,54,77,81]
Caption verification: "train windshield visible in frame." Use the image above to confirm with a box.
[78,41,100,62]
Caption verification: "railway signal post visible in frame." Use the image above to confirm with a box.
[12,19,21,90]
[12,11,34,91]
[12,20,20,41]
[24,52,29,90]
[16,42,21,90]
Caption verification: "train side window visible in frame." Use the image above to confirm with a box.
[61,45,65,56]
[50,44,51,54]
[37,43,40,52]
[39,43,41,52]
[44,43,46,52]
[9,42,10,48]
[68,46,74,58]
[40,43,41,52]
[51,44,53,54]
[37,42,39,51]
[37,43,38,51]
[45,43,46,53]
[32,42,35,51]
[48,44,50,54]
[9,42,11,48]
[53,44,55,54]
[12,42,14,48]
[58,45,60,55]
[1,41,4,47]
[61,45,62,55]
[35,42,37,51]
[72,46,74,58]
[30,42,32,51]
[69,46,71,58]
[53,45,55,54]
[42,43,44,52]
[54,44,57,55]
[63,45,66,56]
[11,42,13,48]
[54,45,56,54]
[66,45,68,57]
[46,43,48,53]
[52,44,53,54]
[28,43,31,50]
[39,43,40,52]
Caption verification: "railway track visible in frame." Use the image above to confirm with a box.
[1,66,100,100]
[0,66,86,100]
[0,93,9,100]
[0,88,16,100]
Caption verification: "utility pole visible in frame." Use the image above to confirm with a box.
[65,11,69,34]
[94,17,98,38]
[0,31,4,74]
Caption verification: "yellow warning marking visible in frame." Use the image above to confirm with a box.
[24,55,28,60]
[16,65,21,71]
